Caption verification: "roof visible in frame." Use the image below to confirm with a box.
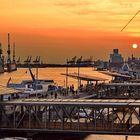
[61,72,107,81]
[102,82,140,86]
[129,79,140,83]
[0,86,21,95]
[99,71,131,78]
[2,98,140,107]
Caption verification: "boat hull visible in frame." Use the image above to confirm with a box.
[5,63,17,72]
[0,66,4,73]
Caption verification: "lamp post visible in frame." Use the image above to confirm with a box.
[77,56,82,94]
[77,62,80,94]
[66,59,68,94]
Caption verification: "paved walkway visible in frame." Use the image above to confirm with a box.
[43,91,95,100]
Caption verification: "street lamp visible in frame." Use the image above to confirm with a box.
[77,62,80,94]
[77,56,82,94]
[66,59,69,94]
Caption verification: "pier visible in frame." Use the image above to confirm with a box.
[95,83,140,99]
[1,99,140,136]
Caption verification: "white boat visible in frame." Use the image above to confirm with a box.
[7,68,58,98]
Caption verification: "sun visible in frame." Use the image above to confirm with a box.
[132,43,138,49]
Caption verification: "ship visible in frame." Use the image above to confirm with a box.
[4,33,17,72]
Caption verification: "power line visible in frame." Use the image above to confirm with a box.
[121,10,140,32]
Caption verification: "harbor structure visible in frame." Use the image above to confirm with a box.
[5,33,17,72]
[109,49,124,70]
[0,86,21,101]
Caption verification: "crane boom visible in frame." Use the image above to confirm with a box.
[121,10,140,32]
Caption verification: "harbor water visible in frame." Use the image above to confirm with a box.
[0,67,111,88]
[0,67,140,140]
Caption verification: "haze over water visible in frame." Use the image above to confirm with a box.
[0,67,140,140]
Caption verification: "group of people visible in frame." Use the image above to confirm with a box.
[40,84,81,99]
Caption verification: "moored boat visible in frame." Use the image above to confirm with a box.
[7,68,58,98]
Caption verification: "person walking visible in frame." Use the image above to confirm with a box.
[54,92,58,99]
[51,92,53,98]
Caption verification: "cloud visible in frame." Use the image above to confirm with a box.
[53,1,94,8]
[72,9,121,16]
[109,0,135,8]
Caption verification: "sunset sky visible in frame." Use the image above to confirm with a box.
[0,0,140,63]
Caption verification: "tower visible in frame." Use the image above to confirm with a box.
[7,33,11,64]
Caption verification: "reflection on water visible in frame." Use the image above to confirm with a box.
[85,135,140,140]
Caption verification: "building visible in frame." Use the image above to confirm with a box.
[110,49,123,64]
[109,49,124,71]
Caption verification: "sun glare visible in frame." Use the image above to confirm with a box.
[132,43,138,49]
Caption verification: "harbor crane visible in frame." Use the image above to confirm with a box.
[33,56,41,64]
[67,56,77,64]
[76,56,83,64]
[24,56,32,64]
[17,57,20,64]
[24,56,29,64]
[121,10,140,32]
[82,56,93,64]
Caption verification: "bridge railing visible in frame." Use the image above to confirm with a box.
[0,101,140,135]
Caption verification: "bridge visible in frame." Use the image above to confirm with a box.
[1,99,140,136]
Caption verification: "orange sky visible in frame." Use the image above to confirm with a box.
[0,0,140,63]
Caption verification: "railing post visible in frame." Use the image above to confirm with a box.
[94,108,96,131]
[125,136,128,140]
[29,106,31,129]
[61,107,64,130]
[45,106,47,129]
[112,107,114,131]
[78,106,80,130]
[13,105,16,128]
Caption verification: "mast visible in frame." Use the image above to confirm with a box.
[7,33,11,64]
[0,42,3,66]
[13,42,16,63]
[0,42,2,59]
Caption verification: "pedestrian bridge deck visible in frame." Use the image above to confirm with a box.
[2,98,140,107]
[1,99,140,135]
